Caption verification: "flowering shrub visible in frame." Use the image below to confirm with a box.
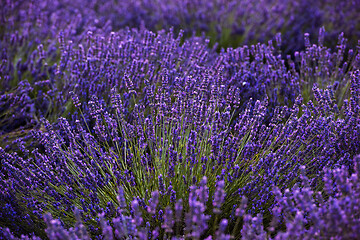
[1,0,360,239]
[1,66,360,237]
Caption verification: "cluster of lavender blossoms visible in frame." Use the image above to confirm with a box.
[1,0,360,239]
[2,27,359,139]
[2,158,360,239]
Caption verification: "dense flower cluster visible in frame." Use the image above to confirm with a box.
[1,0,360,239]
[2,27,359,140]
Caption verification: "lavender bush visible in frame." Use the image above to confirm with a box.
[1,0,360,239]
[1,67,360,237]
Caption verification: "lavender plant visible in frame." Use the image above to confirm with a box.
[1,67,359,237]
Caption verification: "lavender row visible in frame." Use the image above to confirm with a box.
[2,0,360,51]
[1,0,360,238]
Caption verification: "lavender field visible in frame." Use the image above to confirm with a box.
[1,0,360,239]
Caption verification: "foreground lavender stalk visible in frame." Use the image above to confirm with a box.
[2,156,360,239]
